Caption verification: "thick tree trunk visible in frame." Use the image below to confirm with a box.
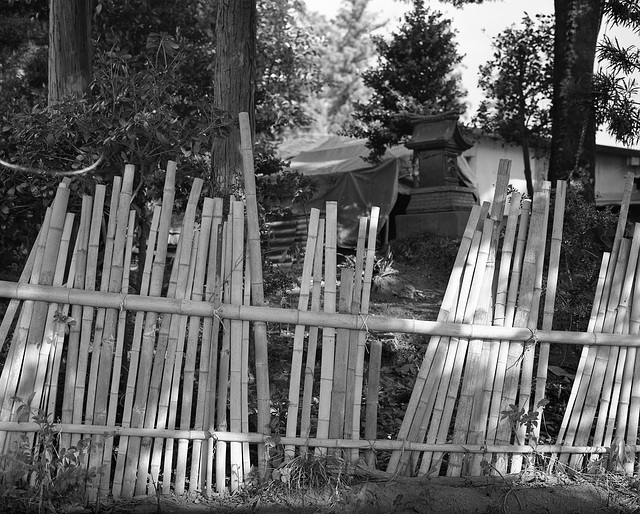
[212,0,257,191]
[48,0,92,105]
[549,0,604,197]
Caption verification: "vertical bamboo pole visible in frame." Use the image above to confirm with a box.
[181,198,214,494]
[83,176,121,428]
[216,220,231,493]
[355,207,380,457]
[532,181,567,441]
[345,216,368,459]
[241,255,251,478]
[101,209,136,495]
[285,209,321,457]
[299,219,326,445]
[229,200,245,491]
[316,202,338,448]
[121,162,175,498]
[511,183,551,473]
[239,112,271,478]
[205,218,225,496]
[329,268,355,443]
[111,205,161,498]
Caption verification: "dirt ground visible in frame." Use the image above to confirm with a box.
[93,261,640,513]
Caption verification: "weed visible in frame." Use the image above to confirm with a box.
[0,396,106,513]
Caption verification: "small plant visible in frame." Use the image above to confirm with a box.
[500,399,549,446]
[0,396,106,512]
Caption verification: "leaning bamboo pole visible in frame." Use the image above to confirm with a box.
[386,203,484,476]
[239,112,271,478]
[60,195,92,452]
[285,208,321,457]
[299,218,326,446]
[179,197,214,495]
[100,209,136,495]
[121,162,176,498]
[111,205,161,498]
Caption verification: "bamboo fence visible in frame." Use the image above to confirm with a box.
[1,126,640,498]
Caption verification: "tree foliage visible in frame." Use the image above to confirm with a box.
[344,0,465,162]
[475,14,554,196]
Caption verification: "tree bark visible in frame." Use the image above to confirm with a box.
[212,0,257,191]
[48,0,92,105]
[549,0,604,196]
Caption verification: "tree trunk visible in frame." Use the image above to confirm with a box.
[212,0,257,192]
[549,0,604,197]
[48,0,92,105]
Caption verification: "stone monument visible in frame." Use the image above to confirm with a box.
[396,111,478,239]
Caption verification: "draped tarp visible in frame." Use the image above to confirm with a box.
[288,136,412,248]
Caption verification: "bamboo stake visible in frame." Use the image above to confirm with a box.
[553,252,609,465]
[111,205,161,498]
[316,202,338,447]
[511,183,551,473]
[60,195,92,452]
[385,203,485,476]
[299,219,326,445]
[163,224,199,495]
[241,255,251,479]
[149,178,202,495]
[205,218,225,496]
[229,200,245,491]
[593,230,640,448]
[329,268,355,443]
[180,198,214,494]
[484,199,531,454]
[37,213,76,415]
[285,209,321,456]
[0,207,51,454]
[416,228,484,476]
[443,221,495,477]
[101,209,136,494]
[216,219,231,493]
[121,161,176,498]
[355,207,380,454]
[468,192,522,473]
[533,181,567,441]
[569,240,630,469]
[17,179,71,406]
[239,112,271,478]
[345,216,368,459]
[83,176,121,429]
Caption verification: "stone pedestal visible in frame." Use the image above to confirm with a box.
[396,112,477,239]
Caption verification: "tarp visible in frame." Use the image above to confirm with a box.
[287,136,413,248]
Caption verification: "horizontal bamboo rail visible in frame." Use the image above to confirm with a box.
[2,280,640,347]
[0,421,617,455]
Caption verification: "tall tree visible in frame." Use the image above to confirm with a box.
[344,0,465,162]
[475,14,554,197]
[212,0,257,191]
[48,0,93,105]
[303,0,383,133]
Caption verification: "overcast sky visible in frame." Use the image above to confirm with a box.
[304,0,639,149]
